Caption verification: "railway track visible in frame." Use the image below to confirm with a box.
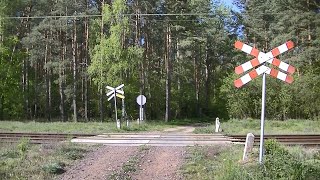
[229,134,320,146]
[0,132,97,144]
[1,132,320,146]
[71,133,231,146]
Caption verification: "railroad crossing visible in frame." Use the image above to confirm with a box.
[234,41,295,88]
[71,133,231,146]
[233,40,296,164]
[106,84,125,129]
[1,132,320,146]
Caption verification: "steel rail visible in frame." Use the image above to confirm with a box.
[0,132,97,144]
[1,133,320,146]
[229,134,320,146]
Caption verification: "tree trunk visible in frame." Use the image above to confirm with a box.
[59,56,66,121]
[22,7,32,120]
[22,52,29,119]
[99,87,104,121]
[145,27,151,99]
[176,39,181,118]
[49,30,54,121]
[194,53,199,117]
[143,20,152,118]
[84,1,89,121]
[194,43,201,117]
[204,42,211,110]
[72,15,78,122]
[45,32,51,121]
[33,61,38,119]
[165,24,172,122]
[0,95,3,120]
[135,1,145,95]
[59,22,66,121]
[99,0,105,122]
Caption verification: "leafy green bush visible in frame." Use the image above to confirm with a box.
[0,161,8,179]
[186,141,320,180]
[263,139,320,179]
[17,138,30,158]
[0,150,19,159]
[264,139,300,179]
[193,125,213,134]
[58,145,87,160]
[302,160,320,179]
[121,124,147,131]
[42,162,65,174]
[314,151,320,160]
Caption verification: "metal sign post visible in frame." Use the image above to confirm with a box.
[106,84,125,129]
[113,88,119,128]
[136,95,146,124]
[259,70,266,164]
[233,40,296,164]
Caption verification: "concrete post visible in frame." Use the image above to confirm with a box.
[116,119,121,129]
[126,119,129,128]
[243,133,255,161]
[215,117,220,133]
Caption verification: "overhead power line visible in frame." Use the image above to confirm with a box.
[4,13,221,19]
[2,11,311,20]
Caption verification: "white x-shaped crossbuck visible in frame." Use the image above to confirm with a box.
[234,41,296,88]
[106,84,125,101]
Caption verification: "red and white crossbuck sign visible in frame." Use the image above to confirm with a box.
[234,41,295,88]
[233,40,297,164]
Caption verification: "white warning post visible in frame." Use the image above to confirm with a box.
[106,84,125,129]
[136,95,146,124]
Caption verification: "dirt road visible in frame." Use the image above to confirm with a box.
[131,146,185,180]
[58,126,196,180]
[58,146,139,180]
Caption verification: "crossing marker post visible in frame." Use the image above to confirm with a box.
[233,41,296,164]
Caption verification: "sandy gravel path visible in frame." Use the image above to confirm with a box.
[58,126,202,180]
[131,146,185,180]
[58,146,138,180]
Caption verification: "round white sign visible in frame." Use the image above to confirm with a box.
[136,95,146,105]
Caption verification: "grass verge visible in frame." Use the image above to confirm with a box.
[194,119,320,134]
[0,140,93,179]
[0,121,176,134]
[182,141,320,180]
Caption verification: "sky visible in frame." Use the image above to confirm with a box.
[220,0,241,12]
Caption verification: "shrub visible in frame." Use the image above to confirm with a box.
[42,162,65,174]
[183,140,320,179]
[0,150,19,159]
[58,145,87,160]
[263,139,320,179]
[17,138,30,158]
[314,151,320,160]
[121,124,147,131]
[302,160,320,179]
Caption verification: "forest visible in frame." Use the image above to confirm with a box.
[0,0,319,122]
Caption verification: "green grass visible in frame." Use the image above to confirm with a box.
[182,141,320,180]
[167,118,212,125]
[0,141,93,179]
[1,119,320,135]
[182,145,243,180]
[0,121,177,134]
[194,119,320,135]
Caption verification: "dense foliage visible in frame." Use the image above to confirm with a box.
[0,0,319,121]
[183,140,320,179]
[224,0,320,120]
